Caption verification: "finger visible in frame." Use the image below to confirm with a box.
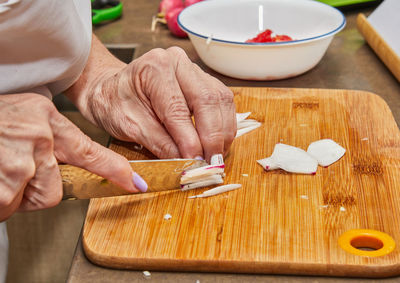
[136,48,203,159]
[0,155,34,221]
[103,75,182,159]
[198,75,237,153]
[123,111,182,159]
[49,111,146,193]
[169,47,236,160]
[18,155,62,212]
[17,123,62,211]
[0,183,24,221]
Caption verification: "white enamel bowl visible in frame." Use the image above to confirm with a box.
[178,0,345,80]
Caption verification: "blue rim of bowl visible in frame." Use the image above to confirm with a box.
[177,1,346,46]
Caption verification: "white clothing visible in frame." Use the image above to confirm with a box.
[0,0,92,97]
[0,0,92,281]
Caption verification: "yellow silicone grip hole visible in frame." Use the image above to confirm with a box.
[338,229,395,257]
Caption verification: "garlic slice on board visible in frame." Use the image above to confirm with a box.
[236,112,251,123]
[235,122,262,138]
[188,184,242,198]
[257,157,279,171]
[237,119,260,130]
[271,143,318,174]
[307,139,346,167]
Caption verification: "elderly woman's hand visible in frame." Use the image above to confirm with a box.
[0,93,140,221]
[70,44,236,162]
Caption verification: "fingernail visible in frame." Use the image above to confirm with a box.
[132,172,148,192]
[210,154,224,165]
[194,156,204,161]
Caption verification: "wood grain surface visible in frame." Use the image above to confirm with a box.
[82,88,400,277]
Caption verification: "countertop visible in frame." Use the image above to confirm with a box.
[67,1,400,282]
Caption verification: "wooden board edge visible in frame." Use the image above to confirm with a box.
[81,239,400,279]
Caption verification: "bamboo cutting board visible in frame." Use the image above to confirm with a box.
[82,88,400,278]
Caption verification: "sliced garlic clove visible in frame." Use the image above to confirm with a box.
[257,157,279,171]
[210,154,224,166]
[271,143,318,174]
[307,139,346,167]
[237,119,260,130]
[236,112,251,123]
[181,164,224,184]
[235,122,262,138]
[188,184,242,198]
[181,174,224,191]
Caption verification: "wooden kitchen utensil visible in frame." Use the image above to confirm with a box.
[357,0,400,82]
[82,88,400,278]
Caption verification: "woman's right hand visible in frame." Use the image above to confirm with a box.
[0,93,141,221]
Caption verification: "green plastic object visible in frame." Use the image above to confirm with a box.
[315,0,378,7]
[91,0,123,25]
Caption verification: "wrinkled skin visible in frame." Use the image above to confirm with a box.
[0,37,236,220]
[0,94,138,221]
[72,46,237,162]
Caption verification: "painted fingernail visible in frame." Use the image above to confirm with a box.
[210,154,224,165]
[194,156,204,161]
[132,172,148,192]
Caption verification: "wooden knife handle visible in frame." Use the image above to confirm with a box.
[60,164,133,200]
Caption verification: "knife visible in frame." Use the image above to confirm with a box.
[61,159,207,200]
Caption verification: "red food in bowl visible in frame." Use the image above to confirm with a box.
[246,29,293,43]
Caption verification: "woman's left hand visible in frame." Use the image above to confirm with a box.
[73,46,236,162]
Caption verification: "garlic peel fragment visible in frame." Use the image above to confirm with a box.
[307,139,346,167]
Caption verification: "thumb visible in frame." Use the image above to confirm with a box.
[49,112,148,193]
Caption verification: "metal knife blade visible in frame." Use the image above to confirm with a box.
[61,159,207,200]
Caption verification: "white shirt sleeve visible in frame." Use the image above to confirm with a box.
[0,1,92,280]
[0,0,92,98]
